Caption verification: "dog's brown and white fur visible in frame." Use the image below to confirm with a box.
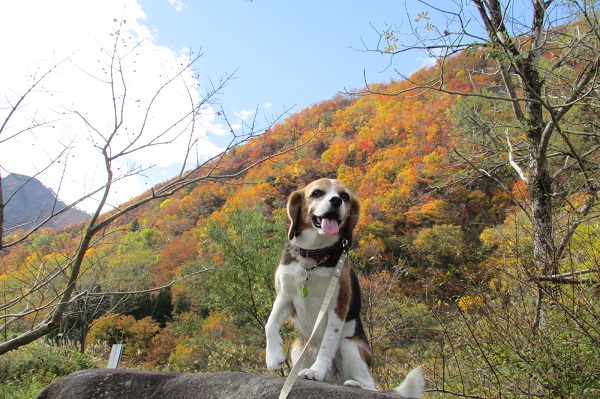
[265,178,423,398]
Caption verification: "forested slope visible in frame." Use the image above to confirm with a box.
[2,40,600,398]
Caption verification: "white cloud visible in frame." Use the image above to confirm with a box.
[168,0,187,12]
[420,55,438,68]
[234,109,255,121]
[0,0,223,213]
[264,101,273,109]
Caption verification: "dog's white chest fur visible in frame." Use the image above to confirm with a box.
[276,260,342,340]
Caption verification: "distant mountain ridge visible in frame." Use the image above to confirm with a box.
[1,173,89,232]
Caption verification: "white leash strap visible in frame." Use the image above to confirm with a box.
[278,250,348,399]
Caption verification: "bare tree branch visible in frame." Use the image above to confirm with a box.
[0,22,307,355]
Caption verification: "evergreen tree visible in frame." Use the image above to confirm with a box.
[151,287,173,328]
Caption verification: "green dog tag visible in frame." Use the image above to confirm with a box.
[301,283,308,298]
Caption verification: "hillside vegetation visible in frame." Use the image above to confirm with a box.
[2,33,600,398]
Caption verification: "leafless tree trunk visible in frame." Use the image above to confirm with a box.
[364,0,600,331]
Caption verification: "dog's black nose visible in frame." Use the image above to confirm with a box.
[329,196,342,208]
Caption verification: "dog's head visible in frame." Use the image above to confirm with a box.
[286,178,360,248]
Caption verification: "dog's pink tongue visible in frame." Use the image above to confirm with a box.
[321,218,339,236]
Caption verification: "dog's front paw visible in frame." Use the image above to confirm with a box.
[298,367,325,381]
[266,347,286,372]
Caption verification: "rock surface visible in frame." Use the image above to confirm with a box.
[37,369,405,399]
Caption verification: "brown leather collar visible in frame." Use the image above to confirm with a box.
[295,239,348,259]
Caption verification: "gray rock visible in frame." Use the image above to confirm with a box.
[37,369,407,399]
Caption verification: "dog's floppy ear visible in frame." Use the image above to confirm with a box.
[287,189,304,241]
[341,196,360,246]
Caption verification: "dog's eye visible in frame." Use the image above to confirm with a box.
[340,192,350,201]
[311,190,324,198]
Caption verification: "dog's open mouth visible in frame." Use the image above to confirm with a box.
[312,213,340,236]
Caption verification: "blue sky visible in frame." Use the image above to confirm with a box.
[0,0,445,212]
[139,0,432,117]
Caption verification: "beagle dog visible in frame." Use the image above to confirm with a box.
[265,178,423,398]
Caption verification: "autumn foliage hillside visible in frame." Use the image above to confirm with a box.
[7,47,598,397]
[114,52,512,298]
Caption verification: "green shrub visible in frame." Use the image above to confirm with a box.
[0,342,98,399]
[1,378,46,399]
